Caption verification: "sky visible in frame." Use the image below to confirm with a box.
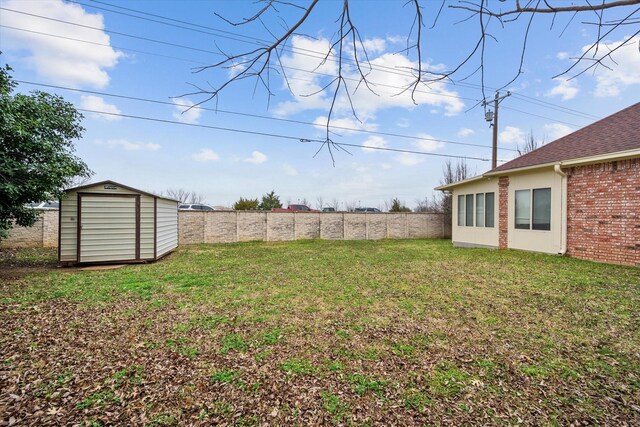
[1,0,639,210]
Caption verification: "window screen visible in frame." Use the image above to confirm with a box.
[475,193,485,227]
[515,190,531,229]
[532,188,551,230]
[485,192,495,228]
[465,194,474,226]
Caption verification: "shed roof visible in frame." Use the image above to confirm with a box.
[65,180,179,202]
[489,102,640,173]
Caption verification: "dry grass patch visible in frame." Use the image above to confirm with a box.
[1,240,639,425]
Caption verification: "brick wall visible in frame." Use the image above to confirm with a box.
[498,176,509,249]
[179,211,448,245]
[566,159,639,266]
[0,210,59,248]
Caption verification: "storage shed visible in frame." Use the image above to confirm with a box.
[58,180,178,265]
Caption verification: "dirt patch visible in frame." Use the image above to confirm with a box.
[0,265,58,281]
[0,248,59,281]
[78,264,127,271]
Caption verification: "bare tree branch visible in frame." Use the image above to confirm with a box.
[450,0,640,17]
[554,6,640,78]
[189,0,639,163]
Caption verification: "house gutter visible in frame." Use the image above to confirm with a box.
[554,164,568,255]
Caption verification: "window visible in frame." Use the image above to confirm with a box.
[515,190,530,229]
[532,188,551,230]
[515,188,551,230]
[475,193,485,227]
[457,192,494,228]
[465,194,474,226]
[485,192,495,228]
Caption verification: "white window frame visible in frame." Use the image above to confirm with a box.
[457,192,495,228]
[514,187,551,231]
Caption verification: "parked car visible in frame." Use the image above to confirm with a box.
[29,201,60,210]
[322,207,336,212]
[355,207,382,213]
[178,203,215,211]
[272,204,320,212]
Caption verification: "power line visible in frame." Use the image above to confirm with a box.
[4,1,601,123]
[69,0,600,123]
[74,0,461,84]
[0,12,479,104]
[1,6,431,80]
[501,106,582,127]
[75,0,601,122]
[509,93,599,120]
[0,25,208,65]
[72,0,265,46]
[1,6,598,134]
[74,107,498,162]
[17,79,518,153]
[0,7,223,56]
[2,18,594,132]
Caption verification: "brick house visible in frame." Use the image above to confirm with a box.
[436,102,639,266]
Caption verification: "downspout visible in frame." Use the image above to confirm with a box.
[554,164,567,255]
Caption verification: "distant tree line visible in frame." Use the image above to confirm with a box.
[165,159,481,213]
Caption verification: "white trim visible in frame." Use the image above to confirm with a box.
[554,164,567,255]
[484,148,640,177]
[435,174,493,191]
[560,148,640,166]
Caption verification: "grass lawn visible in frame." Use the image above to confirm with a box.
[1,239,639,426]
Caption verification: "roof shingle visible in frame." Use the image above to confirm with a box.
[490,102,640,173]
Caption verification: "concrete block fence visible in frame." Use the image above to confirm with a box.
[0,210,59,248]
[178,211,450,245]
[1,210,451,248]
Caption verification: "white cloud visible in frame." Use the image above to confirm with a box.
[586,36,640,97]
[283,163,299,176]
[396,152,424,166]
[544,123,573,140]
[1,0,122,88]
[414,134,444,152]
[545,78,579,101]
[274,36,465,119]
[556,52,569,60]
[244,151,267,164]
[97,139,160,151]
[80,95,121,121]
[273,36,339,117]
[499,126,526,145]
[312,116,378,135]
[386,35,405,45]
[227,61,247,79]
[192,149,219,162]
[387,133,442,165]
[457,128,475,138]
[361,38,386,54]
[361,136,387,152]
[172,98,202,124]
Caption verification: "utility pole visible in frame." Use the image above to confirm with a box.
[484,91,511,169]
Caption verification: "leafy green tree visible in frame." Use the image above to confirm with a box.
[0,64,92,240]
[258,190,282,210]
[233,197,259,210]
[389,198,411,213]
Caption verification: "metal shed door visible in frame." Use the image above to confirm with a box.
[79,195,139,263]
